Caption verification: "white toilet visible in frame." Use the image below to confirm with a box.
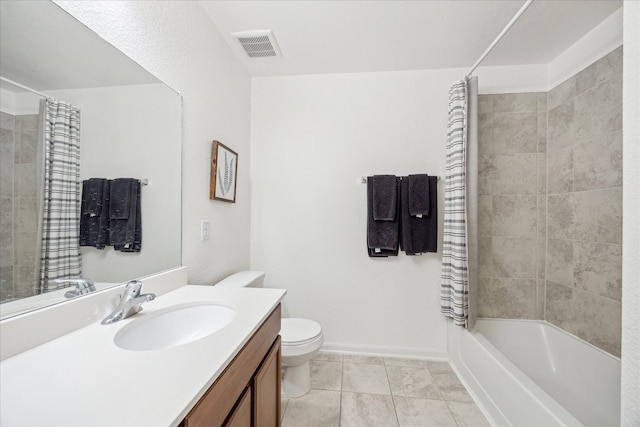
[215,271,323,398]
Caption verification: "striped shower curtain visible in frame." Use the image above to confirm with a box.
[440,80,471,327]
[39,99,82,293]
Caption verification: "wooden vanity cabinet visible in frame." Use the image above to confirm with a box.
[181,304,281,427]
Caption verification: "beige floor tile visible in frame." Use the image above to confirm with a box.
[343,354,385,365]
[281,398,289,423]
[446,401,491,427]
[393,396,458,427]
[340,392,398,427]
[425,361,454,375]
[432,372,473,402]
[314,351,344,362]
[311,360,342,391]
[386,365,441,400]
[384,357,431,369]
[281,389,341,427]
[343,362,391,395]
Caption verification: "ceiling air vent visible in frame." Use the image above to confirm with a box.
[231,30,281,58]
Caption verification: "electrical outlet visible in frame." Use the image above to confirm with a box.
[201,220,210,241]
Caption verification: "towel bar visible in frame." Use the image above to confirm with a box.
[360,176,440,184]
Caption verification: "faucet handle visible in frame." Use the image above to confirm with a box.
[122,280,143,299]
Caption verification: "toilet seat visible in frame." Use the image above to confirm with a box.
[281,318,322,346]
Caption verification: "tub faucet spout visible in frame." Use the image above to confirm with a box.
[101,280,156,325]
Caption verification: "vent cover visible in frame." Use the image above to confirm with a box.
[231,30,281,58]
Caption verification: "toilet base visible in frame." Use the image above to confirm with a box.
[282,361,311,398]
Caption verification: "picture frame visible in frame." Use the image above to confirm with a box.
[210,140,238,203]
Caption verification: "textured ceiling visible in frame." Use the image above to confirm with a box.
[0,1,157,93]
[199,0,622,77]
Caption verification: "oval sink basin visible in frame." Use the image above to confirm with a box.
[114,302,236,351]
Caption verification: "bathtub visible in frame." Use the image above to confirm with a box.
[448,319,620,427]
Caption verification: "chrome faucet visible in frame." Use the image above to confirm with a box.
[101,280,156,325]
[53,278,96,298]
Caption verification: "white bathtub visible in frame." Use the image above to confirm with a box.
[448,319,620,427]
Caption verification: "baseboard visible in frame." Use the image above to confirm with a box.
[321,341,448,361]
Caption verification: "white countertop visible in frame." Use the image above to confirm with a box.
[0,284,286,426]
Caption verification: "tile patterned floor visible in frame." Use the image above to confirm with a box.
[281,352,490,427]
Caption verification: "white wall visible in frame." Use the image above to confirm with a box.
[55,0,252,285]
[621,1,640,424]
[251,69,469,357]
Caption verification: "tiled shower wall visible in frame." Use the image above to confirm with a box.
[477,92,547,320]
[477,47,623,356]
[0,111,39,303]
[545,47,623,356]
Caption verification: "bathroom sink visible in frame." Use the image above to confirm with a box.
[114,302,236,351]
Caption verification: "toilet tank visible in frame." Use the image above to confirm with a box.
[215,271,265,288]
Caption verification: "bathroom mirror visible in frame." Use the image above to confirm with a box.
[0,1,182,319]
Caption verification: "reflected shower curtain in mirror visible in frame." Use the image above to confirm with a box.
[38,99,81,293]
[440,79,475,328]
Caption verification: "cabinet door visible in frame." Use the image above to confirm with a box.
[224,386,252,427]
[252,336,281,427]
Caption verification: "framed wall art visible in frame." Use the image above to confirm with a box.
[210,140,238,203]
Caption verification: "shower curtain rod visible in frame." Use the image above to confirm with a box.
[0,76,48,98]
[466,0,534,78]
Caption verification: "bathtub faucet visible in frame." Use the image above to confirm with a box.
[101,280,156,325]
[53,278,97,298]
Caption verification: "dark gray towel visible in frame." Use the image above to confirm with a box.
[407,174,430,216]
[114,184,141,253]
[110,179,140,251]
[400,175,438,254]
[110,178,131,219]
[367,176,400,256]
[80,179,110,249]
[81,178,105,216]
[372,175,397,221]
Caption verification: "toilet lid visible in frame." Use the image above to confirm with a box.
[281,318,322,345]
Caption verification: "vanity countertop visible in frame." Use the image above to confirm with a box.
[0,285,286,426]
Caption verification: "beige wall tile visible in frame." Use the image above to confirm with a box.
[546,238,573,287]
[492,154,537,195]
[548,101,574,150]
[573,130,622,191]
[547,194,574,240]
[548,75,576,110]
[576,46,623,95]
[478,94,494,114]
[483,277,537,319]
[492,196,537,238]
[492,237,537,278]
[478,196,492,237]
[573,188,622,244]
[493,93,538,113]
[547,145,573,194]
[478,237,493,278]
[492,112,537,154]
[574,79,622,141]
[574,241,622,301]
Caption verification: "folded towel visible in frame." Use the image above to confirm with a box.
[372,175,397,221]
[367,176,400,256]
[400,175,438,254]
[110,178,131,219]
[110,179,139,250]
[407,174,430,216]
[80,179,110,249]
[81,178,106,216]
